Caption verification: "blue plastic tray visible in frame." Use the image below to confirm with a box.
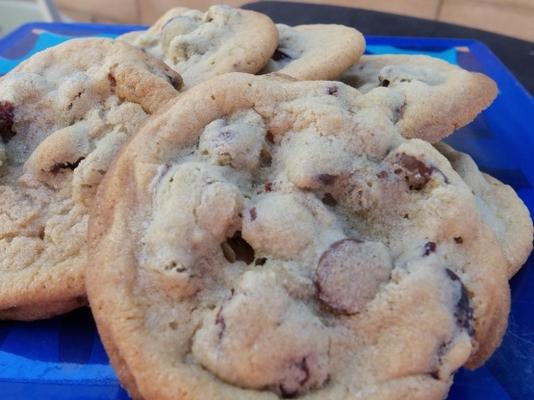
[0,22,533,400]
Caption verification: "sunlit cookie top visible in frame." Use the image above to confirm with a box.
[261,23,365,81]
[88,73,509,400]
[340,54,497,143]
[0,38,181,319]
[119,5,278,88]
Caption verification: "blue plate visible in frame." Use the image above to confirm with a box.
[0,22,533,400]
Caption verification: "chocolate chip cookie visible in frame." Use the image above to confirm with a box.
[0,38,181,319]
[261,23,365,80]
[436,142,533,278]
[119,5,278,89]
[88,73,511,400]
[340,55,497,143]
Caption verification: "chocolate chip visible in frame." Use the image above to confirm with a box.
[107,73,116,88]
[327,86,338,96]
[376,170,388,179]
[297,357,310,386]
[221,231,255,264]
[380,78,390,87]
[215,305,225,340]
[255,257,267,266]
[321,193,337,207]
[454,237,463,244]
[49,157,85,174]
[315,239,391,315]
[166,72,182,90]
[423,241,436,256]
[429,371,440,380]
[278,357,310,398]
[260,148,272,167]
[429,341,454,381]
[265,131,274,144]
[279,385,298,399]
[264,182,273,192]
[0,101,16,143]
[316,174,337,186]
[221,241,236,263]
[395,153,434,190]
[67,90,84,110]
[445,268,475,336]
[164,261,187,273]
[272,48,292,61]
[249,207,257,221]
[392,100,407,123]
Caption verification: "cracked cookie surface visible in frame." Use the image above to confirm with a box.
[340,55,497,143]
[0,38,181,319]
[261,24,365,80]
[88,73,510,400]
[119,5,278,89]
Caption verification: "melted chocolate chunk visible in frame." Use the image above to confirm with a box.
[423,241,437,256]
[454,237,463,244]
[0,101,16,143]
[396,153,434,190]
[321,193,337,207]
[49,157,85,174]
[166,72,182,90]
[316,174,337,186]
[445,268,475,336]
[221,231,255,264]
[315,239,389,316]
[272,48,292,61]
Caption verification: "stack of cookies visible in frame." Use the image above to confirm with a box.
[0,5,531,400]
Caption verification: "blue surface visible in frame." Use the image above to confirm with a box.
[0,22,533,400]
